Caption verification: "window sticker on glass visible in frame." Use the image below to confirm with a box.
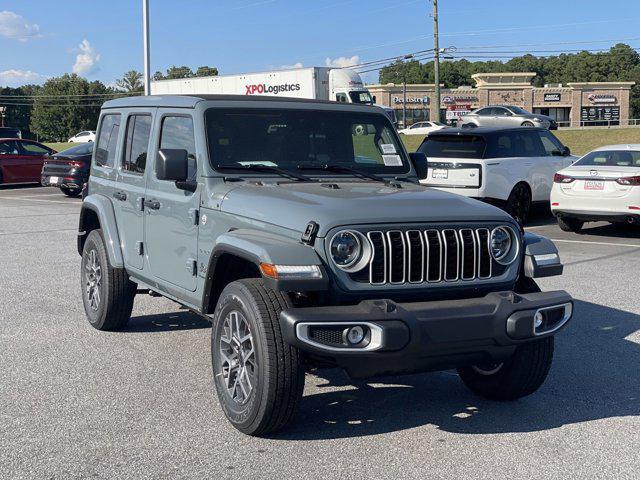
[382,154,402,166]
[380,143,396,154]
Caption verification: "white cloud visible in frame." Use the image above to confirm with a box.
[0,69,44,87]
[280,62,304,69]
[325,55,360,68]
[72,39,101,75]
[0,11,40,41]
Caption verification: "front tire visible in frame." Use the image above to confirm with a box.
[81,229,136,330]
[521,121,534,127]
[457,336,554,400]
[557,216,584,232]
[211,279,305,436]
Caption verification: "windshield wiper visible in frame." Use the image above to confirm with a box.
[215,163,316,182]
[297,163,394,185]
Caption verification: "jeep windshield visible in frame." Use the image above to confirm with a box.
[205,108,410,176]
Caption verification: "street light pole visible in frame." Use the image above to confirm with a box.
[432,0,440,121]
[143,0,151,95]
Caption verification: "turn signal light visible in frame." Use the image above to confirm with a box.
[554,173,574,183]
[616,175,640,186]
[259,263,322,280]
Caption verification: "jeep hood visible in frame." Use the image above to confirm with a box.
[219,181,512,236]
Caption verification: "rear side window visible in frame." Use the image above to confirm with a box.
[419,135,486,159]
[20,142,50,155]
[488,131,545,158]
[122,115,151,174]
[0,140,18,154]
[159,116,197,180]
[95,114,121,168]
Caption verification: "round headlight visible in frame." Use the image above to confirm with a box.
[329,230,371,272]
[490,227,515,264]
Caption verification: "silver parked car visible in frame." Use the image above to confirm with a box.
[459,105,557,130]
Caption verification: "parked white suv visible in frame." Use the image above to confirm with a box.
[551,144,640,231]
[418,127,576,224]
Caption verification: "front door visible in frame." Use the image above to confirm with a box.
[144,112,200,291]
[113,112,153,270]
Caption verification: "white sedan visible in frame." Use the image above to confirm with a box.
[398,121,447,136]
[68,131,95,143]
[551,144,640,231]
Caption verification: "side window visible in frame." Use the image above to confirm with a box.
[538,131,564,156]
[475,108,489,116]
[122,115,152,174]
[336,93,348,103]
[20,142,50,155]
[493,107,508,116]
[159,116,197,180]
[504,131,544,157]
[95,114,121,168]
[0,140,18,155]
[492,134,512,158]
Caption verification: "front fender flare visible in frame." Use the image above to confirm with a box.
[201,229,328,311]
[78,194,124,268]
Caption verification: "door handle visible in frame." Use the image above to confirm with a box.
[113,191,127,201]
[144,199,161,210]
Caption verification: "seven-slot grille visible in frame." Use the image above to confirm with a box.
[363,228,493,285]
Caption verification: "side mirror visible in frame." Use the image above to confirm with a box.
[562,145,571,156]
[156,149,188,182]
[409,152,429,180]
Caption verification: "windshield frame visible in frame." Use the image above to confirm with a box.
[204,106,412,177]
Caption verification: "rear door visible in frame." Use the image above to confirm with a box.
[17,141,51,181]
[113,111,153,270]
[144,112,200,291]
[509,130,554,201]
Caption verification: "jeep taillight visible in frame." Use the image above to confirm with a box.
[616,175,640,186]
[554,173,574,183]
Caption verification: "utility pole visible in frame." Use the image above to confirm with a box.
[432,0,440,121]
[143,0,151,95]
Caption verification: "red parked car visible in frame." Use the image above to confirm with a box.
[0,138,56,185]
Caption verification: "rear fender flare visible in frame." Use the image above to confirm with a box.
[78,194,124,268]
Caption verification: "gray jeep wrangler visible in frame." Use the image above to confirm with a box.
[78,95,573,435]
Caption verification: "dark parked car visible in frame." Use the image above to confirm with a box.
[41,142,93,197]
[0,127,22,138]
[0,138,55,185]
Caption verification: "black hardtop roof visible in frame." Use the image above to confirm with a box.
[102,94,377,110]
[428,126,547,137]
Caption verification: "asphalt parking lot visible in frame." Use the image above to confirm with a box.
[1,186,639,480]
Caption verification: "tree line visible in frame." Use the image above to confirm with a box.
[0,65,217,141]
[379,43,640,118]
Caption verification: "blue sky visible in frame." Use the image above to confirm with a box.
[2,0,640,87]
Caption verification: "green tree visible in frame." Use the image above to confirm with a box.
[30,74,111,141]
[0,84,42,137]
[116,70,143,93]
[165,66,194,79]
[195,65,218,77]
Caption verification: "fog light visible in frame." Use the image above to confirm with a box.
[345,326,365,345]
[534,311,544,329]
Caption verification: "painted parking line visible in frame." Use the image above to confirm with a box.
[550,238,640,248]
[0,228,76,236]
[0,196,79,205]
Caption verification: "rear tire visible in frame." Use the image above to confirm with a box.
[458,336,554,400]
[557,216,583,232]
[211,278,305,436]
[81,229,136,331]
[505,183,532,226]
[60,186,81,197]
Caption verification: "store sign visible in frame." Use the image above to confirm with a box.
[581,106,620,122]
[393,96,429,105]
[587,94,617,104]
[544,93,561,102]
[446,104,471,120]
[442,95,478,104]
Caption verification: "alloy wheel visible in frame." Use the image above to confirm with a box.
[84,249,102,311]
[219,310,256,405]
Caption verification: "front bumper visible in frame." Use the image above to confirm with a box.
[280,290,573,378]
